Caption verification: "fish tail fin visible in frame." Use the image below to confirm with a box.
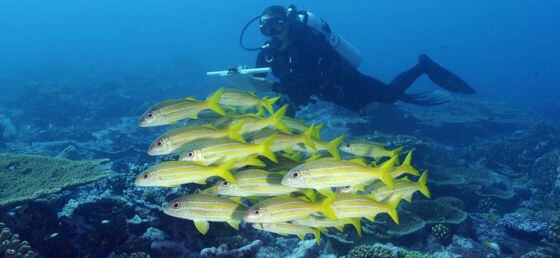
[320,194,338,221]
[228,121,246,143]
[391,146,404,157]
[207,88,227,116]
[313,124,324,140]
[418,170,431,198]
[400,151,419,176]
[313,228,321,245]
[213,159,238,184]
[377,156,397,189]
[259,135,278,163]
[262,96,280,115]
[302,123,317,150]
[351,218,363,237]
[271,105,292,135]
[327,136,345,160]
[386,197,401,224]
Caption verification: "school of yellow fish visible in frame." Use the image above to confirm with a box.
[136,87,431,244]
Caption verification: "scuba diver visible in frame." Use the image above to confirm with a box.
[239,5,476,111]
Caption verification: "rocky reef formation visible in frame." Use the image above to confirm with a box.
[0,222,34,258]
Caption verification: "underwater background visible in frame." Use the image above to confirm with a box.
[1,0,559,257]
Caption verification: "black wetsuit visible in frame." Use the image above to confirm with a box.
[255,17,425,111]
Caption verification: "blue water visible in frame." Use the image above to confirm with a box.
[1,1,560,257]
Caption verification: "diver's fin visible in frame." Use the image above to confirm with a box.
[419,54,476,95]
[401,91,452,106]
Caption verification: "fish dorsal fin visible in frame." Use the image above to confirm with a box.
[194,220,210,234]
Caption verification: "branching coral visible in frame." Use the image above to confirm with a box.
[0,153,110,206]
[0,222,35,258]
[431,224,452,245]
[347,243,395,258]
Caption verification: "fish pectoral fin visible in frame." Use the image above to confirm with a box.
[226,220,240,230]
[194,220,210,234]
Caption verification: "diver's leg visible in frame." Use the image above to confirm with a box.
[386,65,424,93]
[419,54,476,94]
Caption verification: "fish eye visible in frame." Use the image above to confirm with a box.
[346,143,351,148]
[187,152,193,157]
[147,112,154,118]
[291,172,300,178]
[156,140,163,146]
[222,181,229,186]
[173,202,179,208]
[143,174,148,179]
[253,209,260,215]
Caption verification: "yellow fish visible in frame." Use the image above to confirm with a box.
[139,89,226,127]
[164,194,247,234]
[135,159,237,187]
[292,136,345,160]
[369,171,430,203]
[292,215,362,237]
[389,151,420,178]
[281,118,323,138]
[213,169,316,201]
[243,195,337,223]
[248,124,316,152]
[178,136,277,165]
[340,140,402,160]
[218,88,279,114]
[330,193,400,224]
[147,123,244,156]
[252,222,321,244]
[225,105,292,135]
[281,157,397,195]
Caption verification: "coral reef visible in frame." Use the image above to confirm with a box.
[431,224,452,245]
[346,243,396,258]
[0,153,110,206]
[200,239,262,257]
[0,222,35,258]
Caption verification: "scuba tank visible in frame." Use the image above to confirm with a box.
[288,5,363,68]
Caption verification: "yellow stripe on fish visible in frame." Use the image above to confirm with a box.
[213,169,316,201]
[164,194,247,234]
[135,159,237,187]
[243,195,337,223]
[281,156,397,191]
[252,222,321,244]
[178,136,278,165]
[329,193,400,224]
[340,140,403,160]
[147,123,244,156]
[218,88,279,114]
[139,88,226,127]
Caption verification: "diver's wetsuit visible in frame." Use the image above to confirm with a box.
[255,14,473,111]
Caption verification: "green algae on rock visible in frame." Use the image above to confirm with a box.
[0,153,109,206]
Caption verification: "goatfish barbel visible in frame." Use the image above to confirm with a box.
[147,123,244,156]
[164,194,247,234]
[340,140,402,160]
[211,169,316,201]
[252,222,321,244]
[281,156,398,194]
[139,88,226,127]
[243,195,337,223]
[178,136,278,165]
[134,159,237,187]
[218,88,279,114]
[291,215,362,237]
